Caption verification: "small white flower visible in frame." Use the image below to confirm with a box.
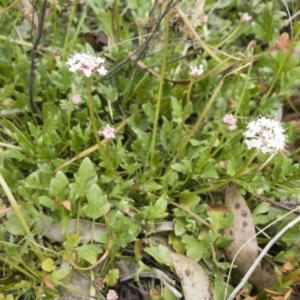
[223,114,237,131]
[106,289,118,300]
[67,52,107,77]
[98,124,115,140]
[241,12,252,24]
[71,94,81,105]
[97,65,108,76]
[200,15,208,24]
[189,65,204,78]
[244,116,286,154]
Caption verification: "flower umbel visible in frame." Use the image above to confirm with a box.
[98,124,115,140]
[200,15,208,24]
[67,52,107,77]
[241,12,252,24]
[106,289,118,300]
[71,94,81,105]
[223,114,237,131]
[189,65,204,78]
[244,116,286,154]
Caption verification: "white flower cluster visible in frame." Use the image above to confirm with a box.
[67,52,107,77]
[200,15,208,24]
[189,65,204,78]
[241,12,252,24]
[106,289,118,300]
[244,116,286,154]
[98,124,115,140]
[223,114,237,131]
[71,94,81,105]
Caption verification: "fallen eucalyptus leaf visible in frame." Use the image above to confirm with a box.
[36,216,107,243]
[223,183,275,290]
[171,252,215,300]
[36,216,173,243]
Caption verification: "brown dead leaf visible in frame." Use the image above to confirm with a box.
[43,274,57,292]
[276,33,290,52]
[223,183,276,290]
[207,202,227,211]
[235,288,249,300]
[283,289,292,300]
[264,289,283,295]
[62,200,72,211]
[278,261,294,276]
[150,287,161,296]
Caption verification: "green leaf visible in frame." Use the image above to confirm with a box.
[50,171,69,200]
[251,3,274,43]
[206,205,233,231]
[143,195,168,220]
[181,235,208,261]
[0,294,14,300]
[70,157,97,198]
[281,228,300,246]
[105,268,119,286]
[63,234,82,251]
[253,202,271,224]
[161,287,178,300]
[201,161,218,179]
[174,218,186,236]
[171,160,191,174]
[50,267,71,281]
[24,171,41,189]
[76,244,103,264]
[83,184,111,219]
[4,211,26,235]
[144,244,171,266]
[111,212,140,247]
[39,196,56,209]
[179,192,200,210]
[274,251,296,263]
[207,209,225,231]
[41,258,56,272]
[170,97,183,123]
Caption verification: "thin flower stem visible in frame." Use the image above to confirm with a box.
[52,2,57,40]
[62,3,76,60]
[113,0,121,43]
[85,77,111,171]
[177,8,222,64]
[178,80,194,158]
[215,25,242,49]
[149,13,170,174]
[256,152,276,172]
[206,126,221,158]
[0,0,19,15]
[69,7,88,53]
[236,51,254,115]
